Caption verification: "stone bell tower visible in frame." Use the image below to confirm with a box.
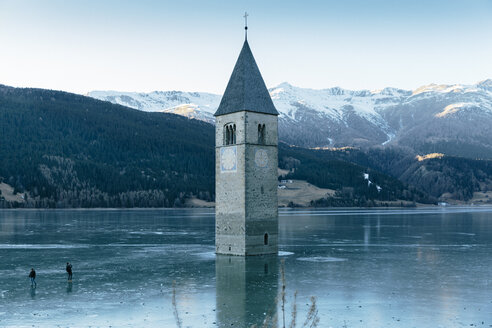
[214,22,279,256]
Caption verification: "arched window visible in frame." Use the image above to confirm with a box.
[264,233,269,245]
[258,124,266,144]
[223,123,236,145]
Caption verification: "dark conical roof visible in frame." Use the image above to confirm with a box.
[214,40,278,116]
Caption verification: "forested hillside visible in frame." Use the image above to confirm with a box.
[281,146,492,203]
[0,85,215,208]
[278,144,433,206]
[2,84,491,208]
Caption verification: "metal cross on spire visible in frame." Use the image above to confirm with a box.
[243,12,249,40]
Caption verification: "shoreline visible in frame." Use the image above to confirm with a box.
[2,204,492,211]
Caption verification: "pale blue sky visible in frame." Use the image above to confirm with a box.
[1,0,491,94]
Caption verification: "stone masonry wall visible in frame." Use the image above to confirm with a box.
[244,112,278,255]
[216,112,246,255]
[216,111,278,255]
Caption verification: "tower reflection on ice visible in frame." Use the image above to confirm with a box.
[215,255,278,327]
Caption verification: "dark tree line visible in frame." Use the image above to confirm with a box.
[0,85,215,208]
[2,84,491,208]
[278,143,433,206]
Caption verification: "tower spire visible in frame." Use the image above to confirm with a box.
[243,12,249,40]
[214,37,278,117]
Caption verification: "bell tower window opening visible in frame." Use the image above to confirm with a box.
[258,124,266,144]
[264,233,269,245]
[262,124,266,144]
[224,124,236,145]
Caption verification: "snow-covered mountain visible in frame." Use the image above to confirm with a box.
[379,79,492,158]
[88,79,492,158]
[88,90,220,124]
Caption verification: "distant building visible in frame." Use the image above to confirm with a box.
[214,28,279,256]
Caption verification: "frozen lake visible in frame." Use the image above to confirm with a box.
[0,207,491,327]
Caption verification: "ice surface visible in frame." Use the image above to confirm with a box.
[193,251,216,260]
[1,207,491,328]
[297,256,347,262]
[0,244,90,249]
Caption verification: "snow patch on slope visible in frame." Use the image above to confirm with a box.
[88,79,492,146]
[88,90,221,114]
[435,102,479,118]
[269,82,406,123]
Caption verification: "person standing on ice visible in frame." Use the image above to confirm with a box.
[29,268,36,287]
[66,262,73,281]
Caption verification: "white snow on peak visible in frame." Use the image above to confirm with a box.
[87,90,221,114]
[371,87,410,97]
[435,102,484,118]
[87,79,492,134]
[436,103,470,118]
[410,81,490,97]
[477,79,492,93]
[161,104,215,123]
[268,82,400,129]
[412,84,461,96]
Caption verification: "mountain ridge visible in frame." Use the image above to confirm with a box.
[88,79,492,158]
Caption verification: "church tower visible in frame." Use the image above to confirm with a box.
[214,24,279,256]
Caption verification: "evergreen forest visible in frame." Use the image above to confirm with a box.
[2,84,492,208]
